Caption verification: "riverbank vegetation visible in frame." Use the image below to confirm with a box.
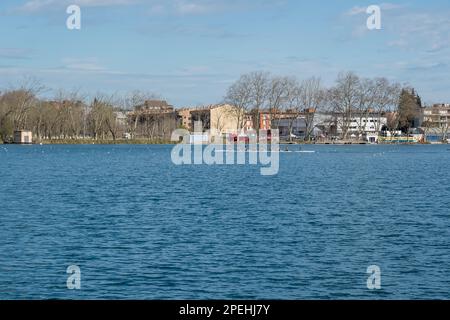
[225,71,422,141]
[40,138,173,145]
[0,78,170,143]
[0,72,426,144]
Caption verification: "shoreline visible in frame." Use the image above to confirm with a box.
[2,141,448,146]
[34,139,174,145]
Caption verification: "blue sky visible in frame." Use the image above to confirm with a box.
[0,0,449,106]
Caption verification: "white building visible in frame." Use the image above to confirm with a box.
[313,112,387,142]
[13,130,33,144]
[347,116,387,142]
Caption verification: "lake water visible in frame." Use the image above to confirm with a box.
[1,144,450,299]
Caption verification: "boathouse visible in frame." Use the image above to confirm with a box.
[13,130,33,144]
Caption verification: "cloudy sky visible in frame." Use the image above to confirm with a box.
[0,0,449,106]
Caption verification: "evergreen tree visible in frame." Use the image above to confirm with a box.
[397,88,420,134]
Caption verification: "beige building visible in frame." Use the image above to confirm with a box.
[211,104,242,134]
[178,107,201,130]
[422,104,450,143]
[178,109,190,129]
[14,130,33,144]
[128,100,178,140]
[189,104,242,135]
[423,104,450,128]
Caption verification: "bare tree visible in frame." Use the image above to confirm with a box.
[248,71,270,131]
[421,119,434,143]
[88,93,117,140]
[298,77,325,141]
[224,75,253,131]
[438,120,449,143]
[353,78,376,138]
[373,78,401,132]
[386,112,400,138]
[327,72,361,140]
[43,89,86,140]
[120,91,159,138]
[0,78,46,141]
[267,76,292,129]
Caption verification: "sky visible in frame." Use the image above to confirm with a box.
[0,0,449,107]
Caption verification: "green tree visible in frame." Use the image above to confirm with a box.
[397,88,421,134]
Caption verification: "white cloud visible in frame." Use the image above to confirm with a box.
[10,0,281,15]
[346,3,404,16]
[12,0,140,13]
[174,0,217,15]
[147,0,227,16]
[14,0,54,13]
[344,3,450,54]
[385,11,450,52]
[347,6,367,16]
[387,39,408,48]
[0,48,33,59]
[62,58,106,72]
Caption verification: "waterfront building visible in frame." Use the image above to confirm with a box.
[276,117,307,138]
[190,104,242,135]
[114,111,128,127]
[312,111,387,142]
[128,100,178,140]
[422,104,450,143]
[423,104,450,126]
[378,135,422,144]
[178,108,194,129]
[13,130,33,144]
[243,111,272,132]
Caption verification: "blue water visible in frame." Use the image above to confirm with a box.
[1,144,450,300]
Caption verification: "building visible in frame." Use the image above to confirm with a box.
[14,130,32,144]
[344,114,386,136]
[313,111,387,142]
[128,100,179,140]
[114,111,128,127]
[190,107,211,131]
[190,104,242,135]
[422,104,450,143]
[112,111,129,139]
[242,111,272,132]
[259,112,272,131]
[313,112,337,137]
[177,106,216,130]
[423,104,450,127]
[276,117,307,138]
[178,108,194,129]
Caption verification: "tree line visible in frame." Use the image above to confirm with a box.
[0,72,424,143]
[0,79,167,142]
[224,71,422,140]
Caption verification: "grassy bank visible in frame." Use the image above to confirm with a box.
[40,139,174,145]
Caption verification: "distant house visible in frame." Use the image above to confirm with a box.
[243,111,272,132]
[178,108,195,129]
[128,100,179,140]
[313,111,387,142]
[422,104,450,143]
[190,104,242,134]
[14,130,33,144]
[114,111,128,126]
[276,117,307,138]
[422,104,450,127]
